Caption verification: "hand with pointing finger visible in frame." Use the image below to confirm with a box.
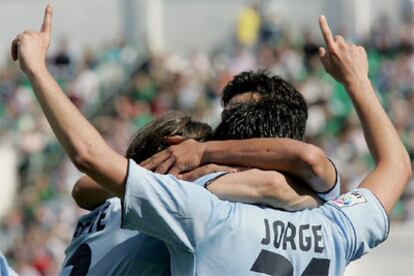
[318,15,369,88]
[11,5,53,75]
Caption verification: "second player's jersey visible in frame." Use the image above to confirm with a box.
[60,197,170,276]
[122,160,389,276]
[60,172,224,276]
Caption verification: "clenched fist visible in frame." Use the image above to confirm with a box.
[11,5,53,75]
[318,15,369,89]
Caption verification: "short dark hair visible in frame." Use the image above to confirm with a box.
[214,97,307,141]
[221,70,307,112]
[216,70,308,140]
[126,111,212,163]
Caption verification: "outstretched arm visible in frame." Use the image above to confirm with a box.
[13,5,127,198]
[318,16,412,214]
[141,137,336,193]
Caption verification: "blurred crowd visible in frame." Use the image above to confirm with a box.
[1,3,414,275]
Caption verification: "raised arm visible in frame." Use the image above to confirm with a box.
[318,16,412,214]
[12,5,127,198]
[141,137,336,193]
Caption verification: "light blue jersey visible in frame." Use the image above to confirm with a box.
[60,197,170,276]
[0,251,18,276]
[60,173,222,276]
[122,160,389,276]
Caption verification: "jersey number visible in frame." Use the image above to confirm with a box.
[250,249,330,276]
[64,243,92,276]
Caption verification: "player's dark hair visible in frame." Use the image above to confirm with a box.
[126,111,213,163]
[216,70,308,140]
[221,69,307,110]
[214,96,307,141]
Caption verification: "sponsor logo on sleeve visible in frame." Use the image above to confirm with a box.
[331,191,367,208]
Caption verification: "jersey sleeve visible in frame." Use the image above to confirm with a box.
[0,252,18,276]
[316,158,341,201]
[192,171,228,187]
[322,188,389,263]
[121,159,233,251]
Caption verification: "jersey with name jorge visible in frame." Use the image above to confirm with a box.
[122,160,389,276]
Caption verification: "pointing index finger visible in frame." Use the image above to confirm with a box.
[41,4,53,35]
[319,15,335,52]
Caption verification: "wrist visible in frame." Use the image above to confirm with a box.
[343,76,371,93]
[201,141,214,165]
[25,64,49,80]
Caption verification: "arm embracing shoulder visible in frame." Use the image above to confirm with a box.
[203,139,337,194]
[207,169,322,211]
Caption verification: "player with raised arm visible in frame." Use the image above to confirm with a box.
[136,15,411,273]
[11,7,333,275]
[12,6,411,275]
